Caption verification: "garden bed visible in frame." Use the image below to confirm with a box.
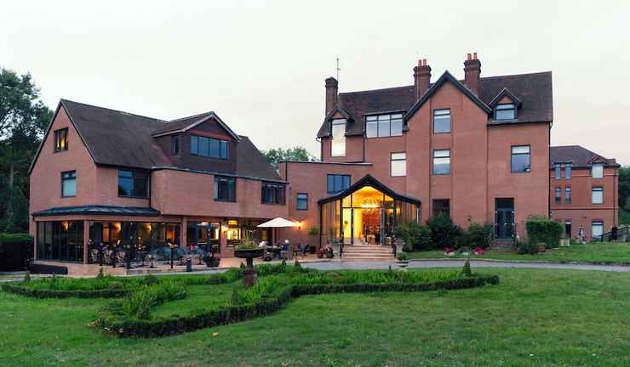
[93,263,499,338]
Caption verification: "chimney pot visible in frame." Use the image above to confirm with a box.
[325,77,338,116]
[414,58,431,100]
[463,53,481,94]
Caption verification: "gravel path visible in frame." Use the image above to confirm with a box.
[302,259,630,272]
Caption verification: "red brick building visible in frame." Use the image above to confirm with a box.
[29,54,620,273]
[29,100,288,274]
[549,145,620,241]
[279,54,617,247]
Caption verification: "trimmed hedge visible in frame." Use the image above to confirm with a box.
[526,216,563,249]
[97,274,499,338]
[0,233,33,271]
[1,282,130,299]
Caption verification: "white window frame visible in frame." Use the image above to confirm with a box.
[591,163,604,179]
[433,109,451,134]
[432,149,451,175]
[331,119,346,157]
[390,152,407,177]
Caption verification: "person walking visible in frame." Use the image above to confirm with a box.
[578,226,586,245]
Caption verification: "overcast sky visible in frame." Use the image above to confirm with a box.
[1,0,629,164]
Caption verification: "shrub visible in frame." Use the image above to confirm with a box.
[461,259,473,277]
[143,274,160,286]
[460,222,494,249]
[426,214,463,249]
[394,222,432,251]
[108,281,124,289]
[96,273,500,338]
[526,216,563,249]
[396,252,408,261]
[0,233,33,271]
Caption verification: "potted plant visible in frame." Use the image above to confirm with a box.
[396,252,409,269]
[203,253,221,268]
[233,236,263,287]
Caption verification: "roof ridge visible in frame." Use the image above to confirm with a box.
[339,84,414,96]
[480,71,552,81]
[167,111,214,123]
[61,99,166,122]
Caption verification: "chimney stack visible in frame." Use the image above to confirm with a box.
[325,77,338,115]
[413,58,431,100]
[463,52,481,94]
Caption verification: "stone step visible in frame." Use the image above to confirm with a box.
[341,256,394,262]
[344,246,392,252]
[343,253,393,258]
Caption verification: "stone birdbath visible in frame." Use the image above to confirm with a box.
[234,245,264,287]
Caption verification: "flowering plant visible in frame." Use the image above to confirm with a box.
[474,247,485,256]
[444,246,455,256]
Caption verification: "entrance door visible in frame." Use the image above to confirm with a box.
[495,198,514,239]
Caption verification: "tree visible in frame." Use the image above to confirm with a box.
[0,68,52,232]
[619,166,630,224]
[262,146,317,170]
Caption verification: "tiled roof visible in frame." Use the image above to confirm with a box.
[32,205,160,217]
[550,145,618,168]
[61,99,173,169]
[39,100,280,181]
[317,71,553,138]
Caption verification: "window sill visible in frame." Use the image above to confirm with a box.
[433,131,451,134]
[262,202,285,206]
[214,199,236,203]
[118,195,150,199]
[61,195,77,198]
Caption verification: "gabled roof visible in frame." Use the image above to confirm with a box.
[59,99,173,169]
[323,106,353,123]
[317,85,415,138]
[550,145,619,168]
[235,135,282,181]
[405,71,492,121]
[316,71,553,138]
[29,99,282,182]
[152,111,241,140]
[317,174,421,206]
[488,87,522,107]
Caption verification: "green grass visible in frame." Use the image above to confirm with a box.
[2,268,630,366]
[408,242,630,264]
[150,282,235,318]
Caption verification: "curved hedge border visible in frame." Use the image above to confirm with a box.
[97,274,499,338]
[1,283,131,299]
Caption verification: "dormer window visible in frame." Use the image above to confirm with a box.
[331,119,346,156]
[494,103,516,120]
[366,114,403,138]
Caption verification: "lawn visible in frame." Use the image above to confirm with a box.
[408,242,630,264]
[2,268,630,366]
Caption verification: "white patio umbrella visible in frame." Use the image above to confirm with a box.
[257,217,300,246]
[257,217,300,228]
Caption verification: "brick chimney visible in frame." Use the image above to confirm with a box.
[463,52,481,94]
[413,58,431,100]
[325,77,338,115]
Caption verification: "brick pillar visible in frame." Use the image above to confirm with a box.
[83,220,90,264]
[181,216,187,247]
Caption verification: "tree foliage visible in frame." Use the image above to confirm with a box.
[262,146,317,170]
[0,68,52,232]
[619,166,630,224]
